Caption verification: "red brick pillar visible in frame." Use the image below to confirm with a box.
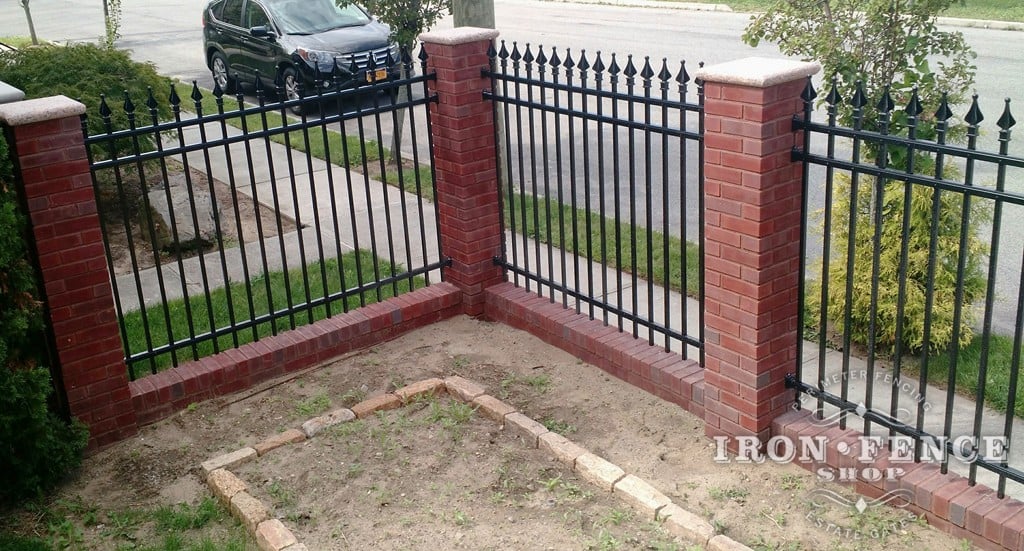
[420,27,504,316]
[696,58,819,449]
[0,96,137,448]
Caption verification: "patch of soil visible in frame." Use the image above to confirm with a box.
[31,317,969,550]
[235,399,681,550]
[95,159,295,275]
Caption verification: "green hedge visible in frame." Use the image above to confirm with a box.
[0,43,173,155]
[0,115,88,506]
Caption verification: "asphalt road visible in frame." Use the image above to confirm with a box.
[4,0,1023,332]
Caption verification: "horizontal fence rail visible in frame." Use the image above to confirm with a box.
[83,51,444,380]
[792,77,1024,497]
[483,41,705,360]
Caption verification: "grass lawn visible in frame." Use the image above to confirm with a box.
[916,334,1024,419]
[125,250,419,377]
[189,89,434,199]
[505,192,700,297]
[0,496,251,551]
[660,0,1024,22]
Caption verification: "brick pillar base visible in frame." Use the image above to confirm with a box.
[0,96,137,448]
[420,27,504,316]
[696,58,819,450]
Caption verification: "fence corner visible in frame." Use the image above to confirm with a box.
[420,27,504,317]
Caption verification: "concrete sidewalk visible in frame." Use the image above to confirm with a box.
[119,109,1024,501]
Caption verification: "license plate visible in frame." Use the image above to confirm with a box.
[366,69,387,83]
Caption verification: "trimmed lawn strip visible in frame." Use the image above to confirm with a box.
[126,250,421,375]
[188,89,433,200]
[506,192,701,297]
[916,334,1024,419]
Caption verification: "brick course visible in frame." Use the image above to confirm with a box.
[130,283,461,426]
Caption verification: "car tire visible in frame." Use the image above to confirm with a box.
[210,52,237,95]
[282,67,305,116]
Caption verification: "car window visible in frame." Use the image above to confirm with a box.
[219,0,243,26]
[245,2,270,28]
[265,0,370,35]
[208,0,225,20]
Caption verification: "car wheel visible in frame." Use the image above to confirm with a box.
[282,68,305,115]
[210,52,236,95]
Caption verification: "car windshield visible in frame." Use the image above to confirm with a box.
[265,0,371,34]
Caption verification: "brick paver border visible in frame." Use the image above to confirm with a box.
[200,376,750,551]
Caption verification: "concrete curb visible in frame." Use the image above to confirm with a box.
[539,0,1024,31]
[200,376,752,550]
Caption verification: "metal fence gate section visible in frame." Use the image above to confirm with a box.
[483,42,705,360]
[791,78,1024,497]
[84,52,444,379]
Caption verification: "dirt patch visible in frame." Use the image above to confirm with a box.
[95,159,295,275]
[235,397,681,550]
[19,317,970,550]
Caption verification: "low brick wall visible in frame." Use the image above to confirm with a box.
[129,283,462,425]
[484,282,704,418]
[773,409,1024,550]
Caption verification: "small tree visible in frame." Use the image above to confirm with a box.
[339,0,452,161]
[103,0,124,48]
[744,0,986,355]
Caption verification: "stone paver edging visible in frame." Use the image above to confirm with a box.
[200,375,751,551]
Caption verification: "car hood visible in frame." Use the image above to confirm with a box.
[283,21,391,55]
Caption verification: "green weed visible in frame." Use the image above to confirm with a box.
[295,393,331,417]
[708,486,750,503]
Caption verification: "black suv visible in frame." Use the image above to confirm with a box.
[202,0,399,111]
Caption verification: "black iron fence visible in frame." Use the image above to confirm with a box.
[792,78,1024,496]
[484,42,705,359]
[84,52,444,380]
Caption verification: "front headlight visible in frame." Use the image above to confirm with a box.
[296,48,339,71]
[388,43,401,62]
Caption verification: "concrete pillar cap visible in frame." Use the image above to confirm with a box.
[695,57,820,88]
[0,95,85,126]
[419,27,499,46]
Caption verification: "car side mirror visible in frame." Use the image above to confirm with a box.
[250,25,276,40]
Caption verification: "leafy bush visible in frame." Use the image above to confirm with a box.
[744,0,975,135]
[0,43,173,155]
[806,174,988,355]
[0,134,89,506]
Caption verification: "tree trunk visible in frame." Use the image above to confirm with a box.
[453,0,495,28]
[20,0,39,46]
[389,56,410,165]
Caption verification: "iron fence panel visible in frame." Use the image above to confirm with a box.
[83,52,444,379]
[793,77,1024,497]
[484,41,705,359]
